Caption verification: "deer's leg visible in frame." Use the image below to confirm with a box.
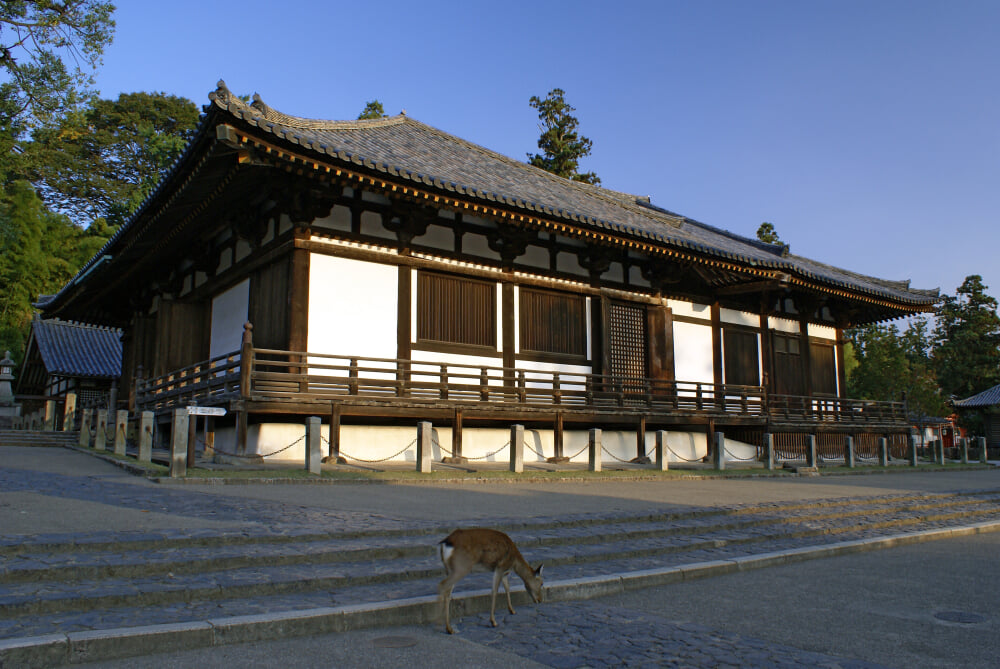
[489,568,503,627]
[438,563,473,634]
[502,573,516,614]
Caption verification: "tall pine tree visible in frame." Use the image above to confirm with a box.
[527,88,600,185]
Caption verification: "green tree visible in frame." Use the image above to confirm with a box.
[0,1,115,131]
[756,222,781,244]
[527,88,600,185]
[357,99,384,120]
[847,317,947,420]
[0,179,109,361]
[24,91,200,226]
[933,275,1000,400]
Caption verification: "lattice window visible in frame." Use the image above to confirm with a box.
[609,302,646,379]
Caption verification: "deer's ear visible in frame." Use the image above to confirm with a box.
[535,564,544,577]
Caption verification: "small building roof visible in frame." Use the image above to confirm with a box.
[30,317,122,379]
[954,384,1000,409]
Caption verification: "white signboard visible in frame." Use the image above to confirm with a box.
[187,406,227,416]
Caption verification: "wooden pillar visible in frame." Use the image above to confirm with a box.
[445,409,466,464]
[510,424,524,473]
[502,281,515,373]
[548,412,567,463]
[711,302,723,410]
[187,413,198,466]
[633,415,650,463]
[324,403,344,464]
[204,417,215,458]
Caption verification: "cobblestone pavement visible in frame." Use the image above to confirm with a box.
[456,601,885,668]
[2,447,999,667]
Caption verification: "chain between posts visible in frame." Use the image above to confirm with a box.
[723,446,759,462]
[212,435,306,460]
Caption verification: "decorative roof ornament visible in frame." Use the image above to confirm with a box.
[251,93,272,116]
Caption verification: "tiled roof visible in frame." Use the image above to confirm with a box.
[31,318,121,379]
[204,82,937,307]
[954,384,1000,408]
[55,80,938,314]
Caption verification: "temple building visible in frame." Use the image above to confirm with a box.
[38,81,938,464]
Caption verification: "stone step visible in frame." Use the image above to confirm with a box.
[0,430,78,447]
[0,494,997,624]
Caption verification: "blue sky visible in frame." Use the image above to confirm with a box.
[93,0,1000,308]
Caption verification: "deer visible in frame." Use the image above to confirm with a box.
[438,528,544,634]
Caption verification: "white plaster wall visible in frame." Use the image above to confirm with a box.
[807,323,838,340]
[668,300,711,321]
[213,424,713,464]
[672,321,714,385]
[210,279,249,359]
[720,308,760,328]
[768,317,800,334]
[409,350,506,385]
[308,254,397,359]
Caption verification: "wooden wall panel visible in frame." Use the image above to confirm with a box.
[647,305,674,381]
[249,254,291,351]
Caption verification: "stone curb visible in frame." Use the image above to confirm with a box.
[3,520,998,668]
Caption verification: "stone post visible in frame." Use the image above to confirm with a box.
[305,416,322,475]
[114,410,128,456]
[138,411,154,463]
[588,428,602,472]
[763,433,775,470]
[909,434,918,467]
[44,400,56,431]
[170,409,188,478]
[78,410,92,448]
[510,424,524,473]
[845,435,855,468]
[416,421,433,473]
[655,430,669,471]
[878,437,889,467]
[94,410,108,451]
[937,438,946,466]
[960,437,969,464]
[713,431,726,471]
[979,436,989,464]
[806,434,817,468]
[63,392,76,431]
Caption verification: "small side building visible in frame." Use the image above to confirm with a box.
[954,384,1000,450]
[16,315,123,413]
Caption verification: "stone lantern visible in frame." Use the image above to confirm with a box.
[0,351,15,407]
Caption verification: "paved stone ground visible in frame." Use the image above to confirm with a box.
[3,446,999,667]
[456,601,885,668]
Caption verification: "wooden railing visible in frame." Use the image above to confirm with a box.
[249,348,766,415]
[768,394,906,425]
[135,351,242,411]
[134,347,907,427]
